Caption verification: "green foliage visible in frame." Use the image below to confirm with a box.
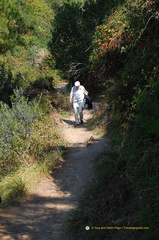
[0,64,15,104]
[49,0,125,78]
[0,177,26,207]
[0,0,53,52]
[51,91,70,111]
[50,1,90,72]
[0,88,41,175]
[0,0,58,103]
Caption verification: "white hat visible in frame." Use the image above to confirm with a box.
[75,81,80,86]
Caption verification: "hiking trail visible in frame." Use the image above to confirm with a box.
[0,104,110,240]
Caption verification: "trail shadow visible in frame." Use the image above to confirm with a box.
[62,119,74,126]
[51,138,111,196]
[0,137,111,240]
[0,194,76,240]
[62,118,91,129]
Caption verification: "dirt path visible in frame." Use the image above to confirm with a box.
[0,106,110,240]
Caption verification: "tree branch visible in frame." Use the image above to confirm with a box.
[134,13,155,45]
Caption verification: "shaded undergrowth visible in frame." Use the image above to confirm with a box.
[65,96,159,240]
[65,146,159,240]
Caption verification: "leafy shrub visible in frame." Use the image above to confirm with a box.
[0,88,41,175]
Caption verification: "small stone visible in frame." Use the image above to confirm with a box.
[89,136,95,141]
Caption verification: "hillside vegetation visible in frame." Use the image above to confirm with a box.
[0,0,62,104]
[54,0,159,239]
[0,0,159,239]
[0,0,68,207]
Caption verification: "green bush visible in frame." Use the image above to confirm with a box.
[0,88,41,175]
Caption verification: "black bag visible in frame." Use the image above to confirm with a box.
[85,95,93,109]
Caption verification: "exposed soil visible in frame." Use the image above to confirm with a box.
[0,105,110,240]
